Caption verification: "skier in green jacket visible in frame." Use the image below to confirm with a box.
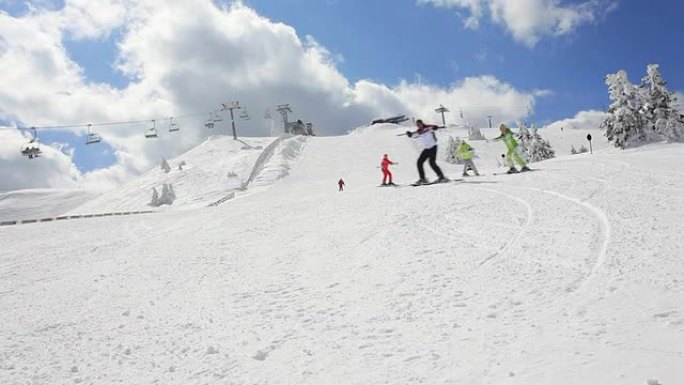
[454,139,480,176]
[494,124,530,174]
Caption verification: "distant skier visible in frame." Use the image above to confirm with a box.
[406,120,448,185]
[338,178,345,192]
[494,124,530,173]
[380,154,398,186]
[454,139,480,176]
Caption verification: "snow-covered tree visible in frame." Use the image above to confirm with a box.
[640,64,684,142]
[467,125,486,140]
[527,127,556,162]
[601,70,643,148]
[445,136,462,164]
[602,65,684,148]
[571,144,588,155]
[149,187,159,206]
[517,122,555,162]
[515,122,533,161]
[158,183,176,205]
[160,157,171,173]
[150,184,176,206]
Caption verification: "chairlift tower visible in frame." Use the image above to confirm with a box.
[435,105,449,126]
[277,104,293,134]
[487,115,493,128]
[221,101,241,140]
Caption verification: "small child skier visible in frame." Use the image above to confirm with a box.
[454,139,480,176]
[338,178,345,191]
[494,124,530,173]
[380,154,398,186]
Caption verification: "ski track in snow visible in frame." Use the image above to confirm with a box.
[467,187,533,269]
[518,186,611,288]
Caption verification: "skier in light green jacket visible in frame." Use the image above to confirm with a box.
[494,124,530,174]
[454,139,480,176]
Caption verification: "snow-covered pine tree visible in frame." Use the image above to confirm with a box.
[570,145,578,155]
[158,183,176,205]
[445,136,462,164]
[527,125,555,162]
[515,122,533,162]
[640,64,684,142]
[467,125,486,140]
[601,70,643,148]
[161,157,171,173]
[149,187,159,207]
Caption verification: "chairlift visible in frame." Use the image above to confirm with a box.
[20,127,42,159]
[205,113,215,129]
[169,117,180,132]
[85,124,102,145]
[239,109,250,121]
[212,110,223,122]
[145,120,158,138]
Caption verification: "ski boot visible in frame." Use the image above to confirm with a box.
[507,168,519,174]
[520,166,532,172]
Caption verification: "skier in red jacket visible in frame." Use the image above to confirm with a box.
[380,154,398,186]
[338,178,345,191]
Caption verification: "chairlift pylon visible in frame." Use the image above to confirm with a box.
[145,120,158,138]
[20,127,42,159]
[169,117,180,132]
[85,124,102,145]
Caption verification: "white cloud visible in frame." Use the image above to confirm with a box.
[0,0,543,191]
[544,109,608,130]
[418,0,618,46]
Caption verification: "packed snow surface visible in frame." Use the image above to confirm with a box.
[0,189,100,222]
[1,124,683,385]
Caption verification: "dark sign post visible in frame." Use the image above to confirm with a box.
[587,133,593,154]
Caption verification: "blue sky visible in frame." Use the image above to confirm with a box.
[1,0,683,189]
[245,0,683,122]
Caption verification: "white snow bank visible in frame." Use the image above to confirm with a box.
[0,188,101,221]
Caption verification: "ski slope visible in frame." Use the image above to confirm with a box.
[1,124,683,385]
[68,135,306,214]
[0,189,100,222]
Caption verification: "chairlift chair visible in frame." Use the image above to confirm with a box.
[169,117,180,132]
[205,113,215,129]
[145,120,158,138]
[239,109,250,121]
[20,127,42,159]
[85,124,102,145]
[212,110,223,123]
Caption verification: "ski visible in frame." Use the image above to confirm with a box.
[411,179,463,187]
[492,168,535,176]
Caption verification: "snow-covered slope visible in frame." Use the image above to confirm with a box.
[0,188,100,222]
[67,135,301,214]
[1,124,682,385]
